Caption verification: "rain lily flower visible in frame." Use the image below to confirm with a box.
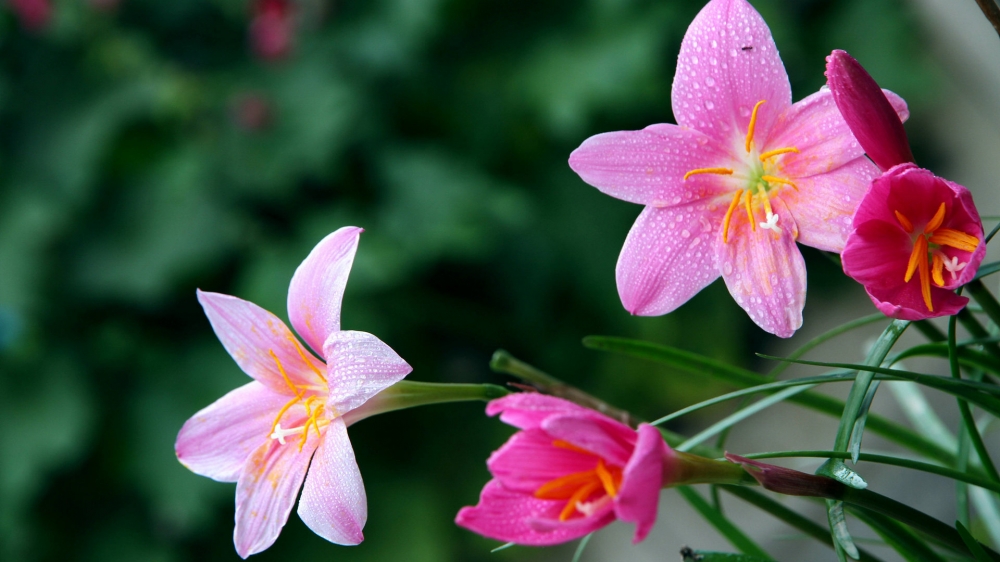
[455,393,673,545]
[828,50,985,319]
[568,0,907,337]
[175,227,412,558]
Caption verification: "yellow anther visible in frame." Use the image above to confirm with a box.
[760,175,798,191]
[925,202,947,233]
[744,190,756,232]
[683,167,734,180]
[894,210,914,233]
[287,334,327,383]
[721,189,744,243]
[595,459,618,498]
[929,228,980,253]
[745,100,766,153]
[269,350,303,398]
[932,253,945,287]
[759,146,799,161]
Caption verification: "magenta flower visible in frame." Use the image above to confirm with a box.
[828,50,985,319]
[175,227,412,558]
[455,393,673,545]
[568,0,907,337]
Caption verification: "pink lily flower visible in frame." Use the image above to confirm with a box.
[568,0,907,337]
[455,393,673,545]
[175,227,412,558]
[828,50,985,319]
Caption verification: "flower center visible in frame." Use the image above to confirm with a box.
[682,100,800,243]
[895,203,980,312]
[533,440,623,521]
[266,344,332,451]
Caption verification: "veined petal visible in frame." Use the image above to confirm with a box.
[176,381,291,482]
[322,330,412,414]
[485,393,594,431]
[287,227,363,356]
[765,88,908,179]
[782,156,879,252]
[455,480,612,546]
[197,290,326,394]
[617,204,721,316]
[866,284,970,321]
[718,198,805,338]
[540,413,635,467]
[615,424,667,544]
[672,0,791,144]
[234,431,319,558]
[568,124,735,206]
[297,418,366,545]
[486,428,598,493]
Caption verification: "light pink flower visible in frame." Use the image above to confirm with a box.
[175,227,412,558]
[828,51,984,319]
[568,0,907,337]
[455,394,673,545]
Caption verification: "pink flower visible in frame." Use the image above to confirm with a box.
[568,0,907,337]
[828,51,985,319]
[175,227,412,558]
[250,0,295,61]
[455,394,673,545]
[9,0,52,30]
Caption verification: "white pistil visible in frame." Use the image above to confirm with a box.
[269,423,304,445]
[943,255,967,281]
[575,495,613,517]
[759,211,781,233]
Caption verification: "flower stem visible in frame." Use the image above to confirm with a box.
[966,279,1000,330]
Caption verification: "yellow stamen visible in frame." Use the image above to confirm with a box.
[683,167,734,180]
[745,100,766,153]
[535,471,596,500]
[758,183,773,216]
[744,190,756,232]
[269,395,303,437]
[269,350,303,398]
[759,146,799,161]
[287,334,327,383]
[932,253,945,287]
[594,459,618,498]
[929,228,980,253]
[721,189,744,243]
[904,236,927,283]
[894,210,913,233]
[760,175,799,191]
[925,203,947,233]
[559,481,601,521]
[919,244,933,312]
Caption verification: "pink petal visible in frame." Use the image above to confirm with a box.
[455,480,612,546]
[867,286,970,321]
[614,424,667,544]
[485,393,593,430]
[717,197,805,338]
[197,290,326,394]
[297,418,367,545]
[287,226,363,356]
[176,381,290,482]
[486,428,597,493]
[781,157,879,252]
[825,50,914,170]
[765,88,908,180]
[616,204,722,316]
[321,330,412,414]
[672,0,791,144]
[568,124,735,206]
[540,413,636,467]
[234,431,320,558]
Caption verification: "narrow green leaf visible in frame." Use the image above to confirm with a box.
[974,261,1000,281]
[571,533,593,562]
[966,280,1000,332]
[767,313,887,380]
[850,508,947,562]
[677,386,813,452]
[490,542,515,553]
[949,314,1000,484]
[956,520,993,562]
[827,500,861,559]
[676,486,775,560]
[850,380,881,463]
[969,487,1000,550]
[681,551,771,562]
[887,382,957,451]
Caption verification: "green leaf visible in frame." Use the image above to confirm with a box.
[849,380,881,463]
[956,521,993,562]
[767,313,887,380]
[681,550,772,562]
[571,533,593,562]
[676,386,813,452]
[676,487,775,561]
[850,509,947,562]
[827,500,860,560]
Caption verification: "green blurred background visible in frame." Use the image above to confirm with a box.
[0,0,963,560]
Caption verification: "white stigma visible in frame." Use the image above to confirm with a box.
[759,211,781,233]
[943,256,967,281]
[269,423,304,445]
[576,495,613,517]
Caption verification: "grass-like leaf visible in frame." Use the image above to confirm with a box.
[676,386,813,452]
[677,486,775,560]
[956,520,994,562]
[850,508,948,562]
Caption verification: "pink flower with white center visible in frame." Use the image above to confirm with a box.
[175,227,412,558]
[455,394,673,545]
[828,50,985,319]
[568,0,908,337]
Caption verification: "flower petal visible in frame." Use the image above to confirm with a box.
[617,204,722,316]
[322,330,412,414]
[825,50,914,170]
[234,432,319,558]
[615,424,667,544]
[781,157,879,252]
[540,413,636,467]
[297,418,367,545]
[485,393,594,430]
[486,428,597,493]
[672,0,791,144]
[198,290,326,394]
[176,381,290,482]
[718,197,805,338]
[287,226,363,355]
[568,124,735,206]
[455,480,612,546]
[765,88,908,179]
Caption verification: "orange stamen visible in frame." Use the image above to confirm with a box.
[559,481,601,521]
[759,146,799,161]
[552,440,593,455]
[932,253,945,287]
[929,228,980,253]
[744,190,756,232]
[287,334,327,383]
[918,244,933,312]
[269,350,303,398]
[595,459,619,498]
[924,202,947,233]
[535,471,596,500]
[904,236,927,283]
[760,175,798,191]
[268,395,303,437]
[894,210,914,233]
[745,100,766,153]
[758,183,773,216]
[721,189,744,243]
[684,167,734,180]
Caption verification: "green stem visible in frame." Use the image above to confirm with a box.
[967,279,1000,330]
[345,381,508,425]
[950,314,1000,483]
[957,307,1000,362]
[913,319,947,342]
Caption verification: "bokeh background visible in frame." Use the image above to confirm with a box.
[1,0,999,560]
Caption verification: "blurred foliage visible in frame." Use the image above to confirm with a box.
[0,0,945,560]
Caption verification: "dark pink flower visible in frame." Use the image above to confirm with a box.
[9,0,51,30]
[455,394,674,545]
[250,0,295,61]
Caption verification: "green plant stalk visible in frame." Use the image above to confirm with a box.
[967,279,1000,330]
[913,319,947,342]
[957,306,1000,361]
[949,314,1000,483]
[677,486,775,560]
[767,313,888,379]
[848,508,948,562]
